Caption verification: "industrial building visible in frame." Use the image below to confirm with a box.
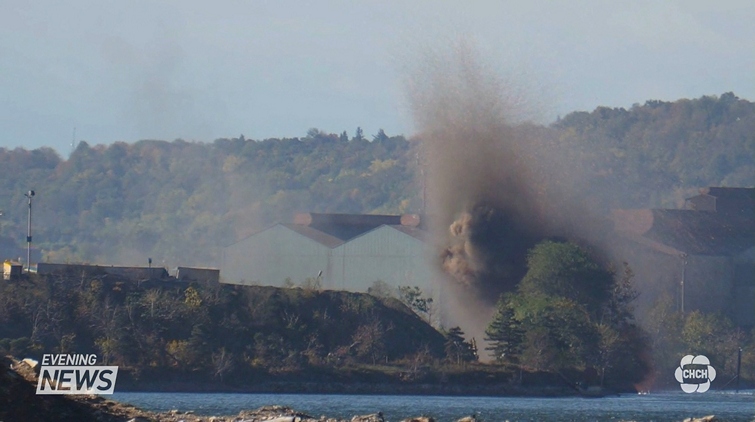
[36,263,170,280]
[220,213,443,301]
[176,266,220,283]
[611,187,755,327]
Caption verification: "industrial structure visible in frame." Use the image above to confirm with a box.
[6,187,750,331]
[37,263,170,280]
[19,262,220,286]
[611,187,755,327]
[220,213,443,301]
[3,261,22,281]
[176,266,220,283]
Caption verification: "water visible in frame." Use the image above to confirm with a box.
[112,391,755,421]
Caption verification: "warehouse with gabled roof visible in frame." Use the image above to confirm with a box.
[220,213,442,303]
[611,187,755,327]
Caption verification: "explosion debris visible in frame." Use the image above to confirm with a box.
[407,41,540,300]
[406,40,601,320]
[441,203,536,298]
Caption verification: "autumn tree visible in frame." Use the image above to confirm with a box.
[352,320,387,364]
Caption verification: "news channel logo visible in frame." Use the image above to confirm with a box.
[36,354,118,395]
[674,354,716,393]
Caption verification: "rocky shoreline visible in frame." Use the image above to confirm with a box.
[0,357,725,422]
[116,380,587,398]
[0,356,473,422]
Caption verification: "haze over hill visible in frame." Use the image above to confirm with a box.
[0,92,753,392]
[0,93,751,271]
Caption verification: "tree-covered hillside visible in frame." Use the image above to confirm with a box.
[550,92,754,208]
[0,130,419,266]
[0,93,752,267]
[0,274,448,387]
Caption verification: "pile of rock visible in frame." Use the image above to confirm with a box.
[174,405,469,422]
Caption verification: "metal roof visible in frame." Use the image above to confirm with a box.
[294,213,404,241]
[643,209,754,256]
[613,206,755,256]
[231,214,427,249]
[280,223,345,248]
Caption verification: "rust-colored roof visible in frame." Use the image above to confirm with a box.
[613,207,754,256]
[294,213,403,227]
[644,209,753,255]
[611,209,654,234]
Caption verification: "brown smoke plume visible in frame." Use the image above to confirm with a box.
[403,41,661,378]
[406,41,607,337]
[407,41,544,300]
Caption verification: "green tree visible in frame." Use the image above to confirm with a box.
[491,240,650,387]
[601,262,639,327]
[354,127,364,141]
[301,276,322,291]
[596,323,620,386]
[398,286,434,323]
[373,129,388,142]
[682,311,744,378]
[367,280,395,299]
[519,241,612,315]
[485,296,523,364]
[444,326,476,365]
[645,294,685,382]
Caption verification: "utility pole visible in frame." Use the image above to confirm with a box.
[736,347,742,393]
[416,143,427,216]
[24,190,35,272]
[680,253,687,314]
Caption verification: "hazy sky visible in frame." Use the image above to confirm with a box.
[2,1,753,153]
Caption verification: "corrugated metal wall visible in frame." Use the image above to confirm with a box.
[221,224,333,286]
[331,226,437,295]
[221,224,441,299]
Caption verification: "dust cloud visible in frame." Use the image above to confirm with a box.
[405,40,605,335]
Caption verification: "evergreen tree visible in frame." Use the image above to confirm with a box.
[444,326,475,365]
[373,128,388,142]
[354,127,364,141]
[485,296,524,364]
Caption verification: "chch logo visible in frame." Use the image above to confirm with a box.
[674,354,716,393]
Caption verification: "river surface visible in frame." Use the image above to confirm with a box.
[111,391,754,421]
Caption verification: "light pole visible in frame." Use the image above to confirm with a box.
[24,190,35,272]
[679,253,687,314]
